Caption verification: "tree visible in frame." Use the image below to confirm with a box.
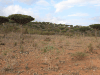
[89,24,100,40]
[70,25,73,28]
[0,16,9,25]
[79,27,91,37]
[8,14,35,37]
[0,16,9,37]
[9,19,16,23]
[74,25,80,28]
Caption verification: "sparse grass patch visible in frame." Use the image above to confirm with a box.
[88,43,94,53]
[97,43,100,49]
[56,49,61,55]
[14,42,17,46]
[41,45,54,53]
[33,42,38,47]
[71,52,88,60]
[41,41,48,45]
[20,45,24,53]
[66,40,70,46]
[3,50,7,56]
[55,57,59,59]
[3,67,14,72]
[44,37,51,41]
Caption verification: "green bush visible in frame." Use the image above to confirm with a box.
[41,31,55,35]
[54,28,60,32]
[61,30,66,33]
[59,27,65,30]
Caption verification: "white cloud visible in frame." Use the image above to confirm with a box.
[1,5,40,22]
[36,0,50,6]
[39,13,72,25]
[54,0,100,13]
[68,13,89,16]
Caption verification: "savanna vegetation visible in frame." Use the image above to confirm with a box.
[0,14,100,75]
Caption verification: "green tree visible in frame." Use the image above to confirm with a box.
[9,19,16,23]
[79,27,91,37]
[0,16,9,37]
[0,16,9,25]
[8,14,35,37]
[70,25,73,28]
[59,27,65,30]
[89,24,100,39]
[74,25,80,28]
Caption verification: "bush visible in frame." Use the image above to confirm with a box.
[59,27,65,30]
[61,30,66,33]
[71,52,88,60]
[41,31,55,35]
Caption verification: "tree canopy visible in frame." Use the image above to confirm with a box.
[8,14,35,25]
[89,24,100,30]
[79,27,91,32]
[0,16,9,25]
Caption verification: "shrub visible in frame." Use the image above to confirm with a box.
[71,52,88,60]
[88,43,93,53]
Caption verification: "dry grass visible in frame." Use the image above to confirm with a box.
[0,32,100,75]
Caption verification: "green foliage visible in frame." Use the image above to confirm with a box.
[45,22,50,24]
[33,25,40,29]
[70,29,74,33]
[8,19,16,23]
[65,28,69,31]
[89,24,100,30]
[65,32,73,36]
[41,31,55,35]
[0,16,9,24]
[32,22,39,24]
[41,45,54,53]
[79,27,91,32]
[73,28,79,31]
[74,25,80,28]
[47,28,53,32]
[61,30,66,33]
[1,25,20,33]
[59,27,65,30]
[40,25,45,29]
[8,14,35,25]
[70,25,73,28]
[42,22,46,24]
[54,28,60,32]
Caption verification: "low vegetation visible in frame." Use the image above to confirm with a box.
[0,14,100,75]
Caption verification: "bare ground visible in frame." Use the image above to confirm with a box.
[0,32,100,75]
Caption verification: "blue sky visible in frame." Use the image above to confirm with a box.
[0,0,100,26]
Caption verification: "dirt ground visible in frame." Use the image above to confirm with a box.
[0,32,100,75]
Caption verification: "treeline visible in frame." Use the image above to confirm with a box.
[0,14,100,37]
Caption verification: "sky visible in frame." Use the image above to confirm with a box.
[0,0,100,26]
